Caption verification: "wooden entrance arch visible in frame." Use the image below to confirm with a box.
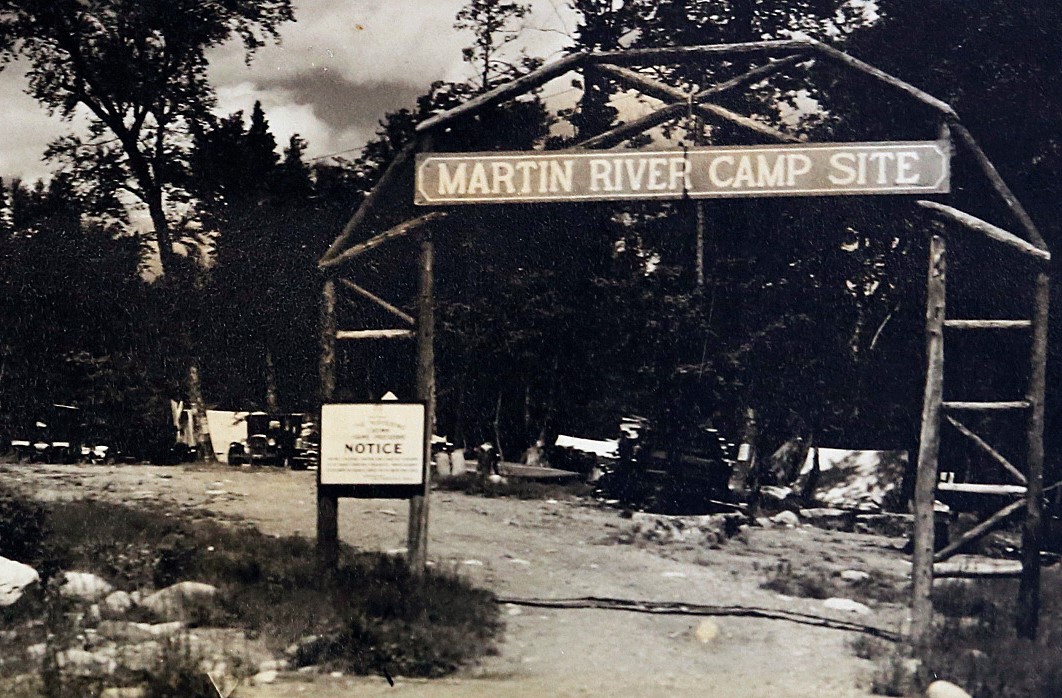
[317,38,1051,642]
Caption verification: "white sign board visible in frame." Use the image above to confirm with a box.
[320,403,426,486]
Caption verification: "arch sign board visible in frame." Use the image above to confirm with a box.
[320,402,426,493]
[415,140,949,205]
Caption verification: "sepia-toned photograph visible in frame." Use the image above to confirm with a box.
[0,2,1058,696]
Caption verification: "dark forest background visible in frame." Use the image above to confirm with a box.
[0,1,1059,473]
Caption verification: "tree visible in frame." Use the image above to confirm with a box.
[455,0,533,92]
[0,0,294,276]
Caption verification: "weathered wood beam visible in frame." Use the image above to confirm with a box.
[917,201,1050,263]
[336,329,415,340]
[949,122,1048,252]
[1018,270,1050,639]
[944,414,1027,485]
[338,278,414,326]
[320,140,420,264]
[588,39,810,66]
[319,212,447,271]
[595,64,797,143]
[575,55,806,150]
[934,497,1027,563]
[945,319,1031,330]
[910,232,946,644]
[937,483,1027,495]
[807,40,957,118]
[416,53,588,134]
[942,401,1031,411]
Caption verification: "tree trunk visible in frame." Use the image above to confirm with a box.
[187,363,214,463]
[264,348,279,412]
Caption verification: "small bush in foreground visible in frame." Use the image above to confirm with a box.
[0,484,48,564]
[33,498,500,678]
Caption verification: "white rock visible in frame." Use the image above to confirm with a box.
[694,619,719,644]
[104,591,134,615]
[252,669,279,685]
[26,643,47,660]
[58,648,118,675]
[258,659,289,673]
[142,581,218,621]
[840,570,871,584]
[0,556,39,607]
[823,597,872,615]
[101,688,146,698]
[925,680,972,698]
[770,511,801,528]
[60,571,114,601]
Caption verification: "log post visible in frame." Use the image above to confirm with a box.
[408,228,435,576]
[317,278,339,569]
[1017,270,1049,638]
[910,232,947,644]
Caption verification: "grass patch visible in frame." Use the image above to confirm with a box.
[0,487,501,680]
[762,560,908,606]
[435,472,591,500]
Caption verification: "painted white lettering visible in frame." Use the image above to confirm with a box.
[733,156,757,188]
[589,159,613,191]
[624,158,649,190]
[868,152,896,184]
[490,162,516,194]
[896,152,921,184]
[467,162,490,194]
[786,153,812,185]
[708,155,735,187]
[549,160,574,193]
[669,158,692,191]
[515,161,537,193]
[828,152,857,185]
[756,154,786,187]
[646,158,669,190]
[437,163,467,195]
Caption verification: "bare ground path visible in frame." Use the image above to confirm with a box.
[3,462,912,697]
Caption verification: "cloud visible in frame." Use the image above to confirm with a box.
[0,64,70,182]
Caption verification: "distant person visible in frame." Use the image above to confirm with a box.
[478,442,500,477]
[523,439,546,467]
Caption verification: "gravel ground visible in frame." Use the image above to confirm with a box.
[2,461,913,697]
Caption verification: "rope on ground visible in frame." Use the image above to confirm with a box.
[494,595,901,643]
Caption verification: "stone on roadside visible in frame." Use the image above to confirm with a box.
[823,597,872,615]
[58,648,118,676]
[799,508,853,531]
[101,688,146,698]
[60,571,115,601]
[104,590,135,616]
[770,511,801,528]
[925,680,972,698]
[252,669,279,685]
[141,581,218,621]
[840,570,871,584]
[0,556,39,607]
[694,619,719,644]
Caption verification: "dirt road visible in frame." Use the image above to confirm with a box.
[5,462,912,697]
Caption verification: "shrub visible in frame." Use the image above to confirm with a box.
[0,484,47,564]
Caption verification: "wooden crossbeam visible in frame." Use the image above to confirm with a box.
[943,401,1031,411]
[320,140,419,263]
[945,319,1032,330]
[337,329,415,340]
[807,40,957,118]
[949,122,1048,252]
[416,53,588,133]
[917,201,1051,263]
[338,278,414,326]
[595,64,798,144]
[573,55,808,150]
[319,212,447,271]
[937,483,1027,495]
[934,497,1027,563]
[588,39,810,66]
[944,415,1027,485]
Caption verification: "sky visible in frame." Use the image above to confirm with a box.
[0,0,579,183]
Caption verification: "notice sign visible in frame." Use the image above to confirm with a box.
[320,403,426,486]
[415,140,949,205]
